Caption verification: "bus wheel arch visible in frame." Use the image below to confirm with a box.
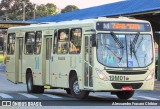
[26,68,32,77]
[65,70,77,94]
[69,70,77,83]
[26,68,44,93]
[69,70,89,99]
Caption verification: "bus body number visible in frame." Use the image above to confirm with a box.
[109,75,126,81]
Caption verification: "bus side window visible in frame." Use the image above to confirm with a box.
[57,29,69,54]
[7,33,15,55]
[53,30,57,54]
[69,28,82,54]
[34,31,42,54]
[25,32,35,54]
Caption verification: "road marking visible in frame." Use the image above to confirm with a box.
[0,93,13,98]
[19,93,38,98]
[129,98,137,100]
[137,96,159,100]
[42,94,62,99]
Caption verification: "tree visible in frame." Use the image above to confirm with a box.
[0,0,34,20]
[0,0,58,20]
[61,5,79,13]
[36,3,58,18]
[46,3,58,15]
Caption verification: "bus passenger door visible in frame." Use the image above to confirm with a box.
[18,38,23,83]
[45,36,52,85]
[84,36,93,88]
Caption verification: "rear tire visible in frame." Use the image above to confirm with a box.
[116,91,134,99]
[70,75,89,99]
[65,89,71,94]
[26,73,44,93]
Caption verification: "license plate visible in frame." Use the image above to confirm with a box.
[109,75,126,81]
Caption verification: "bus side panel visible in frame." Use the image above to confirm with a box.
[6,55,16,83]
[22,55,43,85]
[52,55,69,88]
[33,55,43,85]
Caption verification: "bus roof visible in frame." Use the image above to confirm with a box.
[8,17,150,31]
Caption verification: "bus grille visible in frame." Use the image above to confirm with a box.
[107,71,146,75]
[111,83,143,89]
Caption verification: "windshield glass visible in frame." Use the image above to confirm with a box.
[97,33,153,68]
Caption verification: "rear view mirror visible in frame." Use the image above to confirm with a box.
[91,34,96,47]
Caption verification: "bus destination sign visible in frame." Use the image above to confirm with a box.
[96,22,151,32]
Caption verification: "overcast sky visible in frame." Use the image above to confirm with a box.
[31,0,123,9]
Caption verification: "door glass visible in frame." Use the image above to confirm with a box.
[19,39,23,59]
[46,38,52,60]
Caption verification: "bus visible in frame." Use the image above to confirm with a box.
[6,17,155,99]
[0,21,31,64]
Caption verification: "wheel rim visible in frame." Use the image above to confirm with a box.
[73,80,80,94]
[27,77,32,91]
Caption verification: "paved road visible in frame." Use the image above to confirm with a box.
[1,67,160,107]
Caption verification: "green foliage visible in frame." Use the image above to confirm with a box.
[36,3,58,18]
[0,0,59,20]
[61,5,79,13]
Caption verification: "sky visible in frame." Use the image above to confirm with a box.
[30,0,123,9]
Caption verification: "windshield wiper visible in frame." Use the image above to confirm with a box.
[110,32,124,62]
[110,32,124,49]
[130,32,140,66]
[131,32,140,47]
[104,45,122,62]
[135,36,143,52]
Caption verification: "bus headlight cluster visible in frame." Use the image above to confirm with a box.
[95,68,108,81]
[145,69,154,81]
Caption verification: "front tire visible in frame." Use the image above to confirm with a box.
[26,73,44,93]
[116,91,134,99]
[70,75,89,99]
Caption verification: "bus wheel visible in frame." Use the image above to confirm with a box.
[65,89,71,94]
[26,73,44,93]
[70,75,89,99]
[116,91,134,99]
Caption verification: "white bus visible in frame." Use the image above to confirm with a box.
[6,17,155,99]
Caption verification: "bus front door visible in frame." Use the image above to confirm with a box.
[45,37,52,85]
[84,36,93,88]
[18,38,23,83]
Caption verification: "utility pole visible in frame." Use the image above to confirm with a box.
[33,4,36,19]
[23,2,26,21]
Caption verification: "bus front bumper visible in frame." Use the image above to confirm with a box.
[92,77,154,91]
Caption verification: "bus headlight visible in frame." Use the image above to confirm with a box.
[145,69,154,81]
[95,68,108,81]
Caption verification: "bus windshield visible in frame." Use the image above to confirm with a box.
[97,33,153,68]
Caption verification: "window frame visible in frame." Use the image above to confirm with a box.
[57,29,69,54]
[69,28,82,54]
[24,32,35,55]
[53,30,58,54]
[7,33,16,55]
[34,31,42,55]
